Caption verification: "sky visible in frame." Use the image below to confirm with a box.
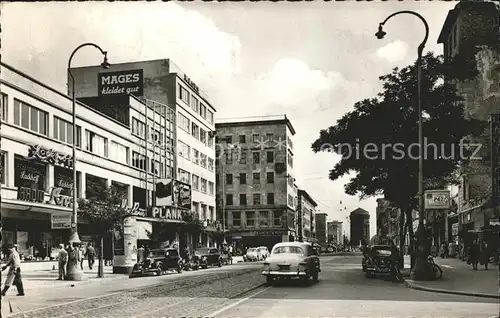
[1,1,457,239]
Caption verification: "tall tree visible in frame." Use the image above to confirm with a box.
[311,52,483,270]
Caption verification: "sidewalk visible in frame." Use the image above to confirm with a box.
[404,257,499,298]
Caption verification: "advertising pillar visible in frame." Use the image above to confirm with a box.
[113,216,138,274]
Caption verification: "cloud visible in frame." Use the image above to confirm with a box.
[375,40,409,62]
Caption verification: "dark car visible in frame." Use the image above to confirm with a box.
[129,248,182,278]
[193,247,222,269]
[362,245,395,278]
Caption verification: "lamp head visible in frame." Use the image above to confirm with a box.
[101,52,111,69]
[375,24,386,39]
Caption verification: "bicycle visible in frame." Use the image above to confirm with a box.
[427,255,443,280]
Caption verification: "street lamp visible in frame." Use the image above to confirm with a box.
[376,11,430,280]
[66,43,110,281]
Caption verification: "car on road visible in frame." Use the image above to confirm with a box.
[262,242,320,285]
[243,247,261,261]
[193,247,222,269]
[363,245,394,278]
[257,246,270,260]
[129,247,182,278]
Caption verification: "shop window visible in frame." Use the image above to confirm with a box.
[13,99,48,136]
[54,166,81,197]
[14,155,46,191]
[232,211,241,227]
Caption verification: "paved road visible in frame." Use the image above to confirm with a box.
[209,255,500,318]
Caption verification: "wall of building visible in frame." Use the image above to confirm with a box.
[315,213,327,244]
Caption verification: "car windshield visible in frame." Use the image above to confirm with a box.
[376,249,392,256]
[272,246,304,255]
[149,250,165,257]
[195,248,209,255]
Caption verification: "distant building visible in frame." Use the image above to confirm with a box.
[350,208,370,247]
[297,189,318,242]
[327,220,343,246]
[315,213,328,244]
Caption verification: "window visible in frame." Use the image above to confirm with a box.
[53,116,82,147]
[178,84,190,105]
[253,152,260,164]
[200,103,207,119]
[239,150,247,164]
[208,158,214,171]
[132,117,146,138]
[253,172,260,184]
[225,151,232,164]
[288,194,294,207]
[274,211,283,226]
[226,194,233,206]
[208,181,214,196]
[259,211,269,226]
[109,141,129,164]
[201,178,207,193]
[150,159,163,176]
[178,140,190,159]
[208,135,215,148]
[246,211,255,227]
[225,136,233,144]
[192,149,199,164]
[239,194,247,206]
[192,175,200,191]
[252,134,259,143]
[232,211,241,226]
[0,152,5,184]
[266,151,274,163]
[239,173,246,184]
[192,122,200,139]
[177,112,190,132]
[150,127,163,146]
[239,135,246,143]
[85,131,108,157]
[267,193,275,205]
[266,133,274,142]
[1,93,7,121]
[267,172,274,183]
[178,169,191,184]
[13,99,47,135]
[253,193,261,205]
[200,128,207,145]
[200,153,207,168]
[287,136,293,150]
[190,96,199,113]
[132,151,147,170]
[207,110,214,124]
[226,174,233,185]
[288,153,293,168]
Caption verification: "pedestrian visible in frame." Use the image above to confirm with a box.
[86,242,96,270]
[79,244,85,270]
[137,245,145,264]
[480,240,490,270]
[144,245,150,259]
[57,244,68,280]
[468,239,480,270]
[1,244,24,296]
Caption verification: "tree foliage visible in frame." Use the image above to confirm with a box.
[311,52,484,210]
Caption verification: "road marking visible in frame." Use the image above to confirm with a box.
[207,286,271,317]
[441,265,453,268]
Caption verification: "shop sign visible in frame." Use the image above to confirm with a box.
[155,179,191,209]
[183,74,199,93]
[118,200,146,217]
[98,69,144,97]
[148,206,184,221]
[27,145,72,169]
[17,186,73,208]
[424,190,450,210]
[51,214,72,229]
[257,230,286,236]
[452,223,459,236]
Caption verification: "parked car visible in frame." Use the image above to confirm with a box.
[257,246,270,260]
[193,247,222,269]
[363,245,394,278]
[243,248,261,261]
[129,248,182,278]
[262,242,321,285]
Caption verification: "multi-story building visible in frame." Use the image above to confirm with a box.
[215,115,297,250]
[69,59,217,249]
[438,1,500,251]
[327,220,342,246]
[0,62,181,272]
[314,213,328,244]
[350,208,370,247]
[297,189,317,242]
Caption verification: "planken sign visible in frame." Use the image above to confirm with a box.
[98,69,143,97]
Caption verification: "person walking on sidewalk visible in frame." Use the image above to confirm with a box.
[86,243,96,270]
[480,240,490,270]
[79,245,85,270]
[468,239,480,270]
[1,244,24,296]
[57,244,68,280]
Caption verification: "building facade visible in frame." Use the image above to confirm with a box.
[327,220,342,246]
[297,189,317,242]
[350,208,370,247]
[314,213,327,244]
[215,116,297,251]
[69,59,218,249]
[438,1,500,252]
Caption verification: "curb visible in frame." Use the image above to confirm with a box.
[403,279,500,299]
[229,282,267,299]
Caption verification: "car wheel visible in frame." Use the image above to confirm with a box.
[266,275,274,285]
[177,264,183,273]
[156,264,164,276]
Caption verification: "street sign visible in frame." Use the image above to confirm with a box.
[51,214,72,229]
[424,190,450,209]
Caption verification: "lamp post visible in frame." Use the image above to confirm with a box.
[66,43,110,281]
[376,11,431,280]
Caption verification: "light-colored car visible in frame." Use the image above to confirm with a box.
[257,246,270,260]
[243,248,260,261]
[262,242,320,285]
